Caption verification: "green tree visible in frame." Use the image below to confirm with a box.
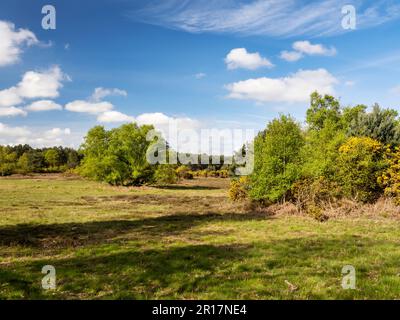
[306,91,341,131]
[249,115,304,203]
[79,123,157,185]
[17,153,30,174]
[302,92,346,179]
[348,104,400,145]
[44,149,61,167]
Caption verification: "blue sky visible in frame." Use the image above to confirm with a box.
[1,0,400,151]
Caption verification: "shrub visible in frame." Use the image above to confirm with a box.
[154,165,178,185]
[218,169,229,178]
[306,204,329,222]
[337,137,386,202]
[229,176,250,201]
[378,147,400,205]
[175,165,193,180]
[291,177,341,211]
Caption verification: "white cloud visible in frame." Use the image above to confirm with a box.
[136,112,200,132]
[279,50,303,62]
[292,41,336,56]
[131,0,400,37]
[136,112,172,126]
[226,69,338,103]
[0,107,27,117]
[0,122,30,138]
[44,128,71,139]
[65,100,114,114]
[17,66,66,99]
[225,48,273,70]
[0,123,74,147]
[0,87,22,107]
[0,20,38,67]
[0,66,67,108]
[25,100,62,112]
[90,87,127,102]
[195,72,206,79]
[97,111,135,123]
[280,41,336,62]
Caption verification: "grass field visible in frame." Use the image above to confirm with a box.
[1,174,400,299]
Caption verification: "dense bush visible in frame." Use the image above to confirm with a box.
[378,147,400,204]
[229,176,250,202]
[238,91,400,215]
[175,165,193,180]
[249,115,304,203]
[78,124,157,185]
[337,137,386,202]
[154,165,178,185]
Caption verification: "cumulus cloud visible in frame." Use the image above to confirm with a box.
[0,20,38,66]
[0,87,22,107]
[25,100,62,112]
[293,41,336,56]
[0,66,67,109]
[226,69,338,103]
[97,111,135,123]
[280,41,336,62]
[17,66,66,99]
[0,123,74,147]
[90,87,127,102]
[0,122,30,138]
[65,100,114,114]
[0,107,27,117]
[225,48,273,70]
[279,50,303,62]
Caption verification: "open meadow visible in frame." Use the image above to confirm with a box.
[1,175,400,299]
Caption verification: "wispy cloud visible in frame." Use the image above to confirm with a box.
[128,0,400,38]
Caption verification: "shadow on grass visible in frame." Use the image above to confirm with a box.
[0,212,270,248]
[0,243,252,299]
[154,185,221,191]
[2,235,397,299]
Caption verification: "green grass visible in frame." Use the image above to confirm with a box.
[1,174,400,299]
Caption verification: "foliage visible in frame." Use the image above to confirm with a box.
[249,115,304,203]
[302,93,346,179]
[0,145,81,175]
[229,176,250,202]
[348,104,400,145]
[306,91,341,131]
[175,165,193,180]
[78,124,157,185]
[239,92,400,208]
[337,137,386,203]
[154,165,178,185]
[378,147,400,205]
[291,177,341,211]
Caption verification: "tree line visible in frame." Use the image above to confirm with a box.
[0,145,81,176]
[0,125,235,182]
